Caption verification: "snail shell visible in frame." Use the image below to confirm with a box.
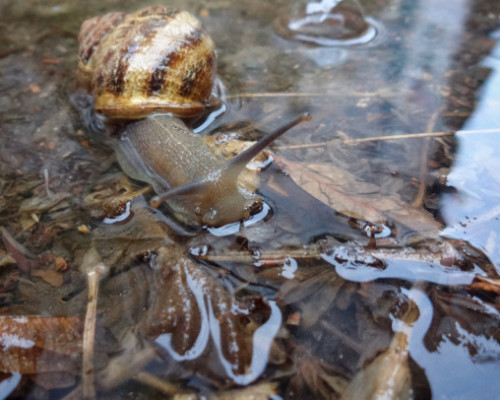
[78,5,216,119]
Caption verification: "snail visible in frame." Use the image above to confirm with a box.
[77,5,310,227]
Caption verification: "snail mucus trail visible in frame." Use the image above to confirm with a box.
[77,5,310,227]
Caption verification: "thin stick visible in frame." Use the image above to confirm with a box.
[275,128,500,150]
[320,320,364,353]
[412,109,441,208]
[82,263,108,400]
[134,372,179,396]
[43,168,54,198]
[225,91,395,100]
[343,130,454,144]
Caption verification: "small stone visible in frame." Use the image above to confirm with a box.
[77,224,90,234]
[54,257,68,272]
[29,84,41,94]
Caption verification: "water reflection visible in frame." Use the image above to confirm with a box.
[0,373,21,400]
[441,36,500,270]
[405,288,500,399]
[274,0,381,46]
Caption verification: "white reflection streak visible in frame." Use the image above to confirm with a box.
[0,333,35,351]
[207,202,271,237]
[397,287,433,342]
[208,300,282,385]
[401,287,500,398]
[281,257,298,279]
[0,373,21,400]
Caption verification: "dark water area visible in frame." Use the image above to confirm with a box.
[0,0,500,399]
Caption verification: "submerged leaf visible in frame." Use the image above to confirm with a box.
[143,247,281,385]
[0,316,83,374]
[1,227,36,273]
[19,193,71,215]
[286,347,349,400]
[84,175,151,219]
[32,269,64,287]
[275,156,442,239]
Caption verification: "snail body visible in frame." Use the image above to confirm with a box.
[115,114,259,226]
[78,6,310,227]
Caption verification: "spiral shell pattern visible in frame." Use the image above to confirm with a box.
[77,6,216,119]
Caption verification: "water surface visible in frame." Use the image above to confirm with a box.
[0,0,499,399]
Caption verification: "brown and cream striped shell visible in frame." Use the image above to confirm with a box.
[77,6,216,119]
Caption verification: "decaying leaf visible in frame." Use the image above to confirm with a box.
[19,193,71,215]
[274,156,442,239]
[279,267,347,328]
[89,200,178,272]
[31,371,76,390]
[142,246,281,385]
[0,316,84,374]
[98,332,156,389]
[286,346,349,400]
[32,269,64,287]
[0,251,16,267]
[84,174,151,219]
[1,227,36,273]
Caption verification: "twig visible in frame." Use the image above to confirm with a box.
[134,372,179,396]
[412,109,441,208]
[44,168,54,198]
[275,128,500,150]
[82,262,109,400]
[196,248,322,263]
[225,90,396,100]
[320,320,364,353]
[238,109,283,135]
[341,130,455,145]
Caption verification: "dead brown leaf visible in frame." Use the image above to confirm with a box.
[0,316,83,374]
[84,175,150,219]
[31,371,76,390]
[32,269,64,287]
[286,346,349,400]
[275,156,442,239]
[470,275,500,295]
[143,246,278,384]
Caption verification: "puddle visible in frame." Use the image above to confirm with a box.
[0,0,499,398]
